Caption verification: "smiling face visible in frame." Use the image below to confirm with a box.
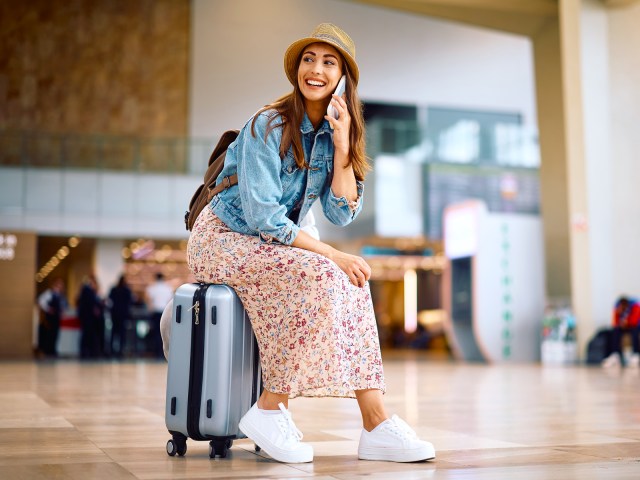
[297,42,344,108]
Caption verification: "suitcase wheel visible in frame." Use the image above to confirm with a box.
[209,439,233,458]
[167,436,187,457]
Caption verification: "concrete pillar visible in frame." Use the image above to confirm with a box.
[532,18,572,303]
[557,0,592,358]
[0,231,37,358]
[534,0,617,356]
[576,0,614,330]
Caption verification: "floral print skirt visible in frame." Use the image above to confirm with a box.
[187,206,385,398]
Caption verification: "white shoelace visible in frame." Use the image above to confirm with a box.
[277,402,303,441]
[387,415,419,440]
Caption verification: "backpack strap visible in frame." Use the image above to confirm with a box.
[184,130,239,231]
[207,174,238,202]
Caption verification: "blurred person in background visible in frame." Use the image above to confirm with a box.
[77,275,105,359]
[36,277,67,358]
[145,272,173,359]
[108,275,134,358]
[602,296,640,368]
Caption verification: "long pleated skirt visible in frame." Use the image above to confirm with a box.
[187,206,385,398]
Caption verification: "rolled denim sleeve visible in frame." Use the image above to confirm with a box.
[321,180,364,226]
[236,114,300,245]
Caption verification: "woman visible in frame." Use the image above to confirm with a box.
[188,23,435,464]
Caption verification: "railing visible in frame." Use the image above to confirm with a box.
[1,125,540,240]
[367,118,540,168]
[0,131,217,175]
[2,118,541,173]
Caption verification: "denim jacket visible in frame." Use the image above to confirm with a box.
[210,109,364,245]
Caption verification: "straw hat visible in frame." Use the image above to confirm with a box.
[284,23,359,86]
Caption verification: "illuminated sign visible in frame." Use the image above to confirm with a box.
[444,202,484,260]
[0,234,17,261]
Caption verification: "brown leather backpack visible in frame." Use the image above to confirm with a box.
[184,129,239,231]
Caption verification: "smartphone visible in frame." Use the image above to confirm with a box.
[327,75,346,120]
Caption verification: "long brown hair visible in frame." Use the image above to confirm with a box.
[251,56,369,182]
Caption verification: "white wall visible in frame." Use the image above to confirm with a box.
[564,0,640,328]
[579,0,614,327]
[608,3,640,300]
[190,0,537,137]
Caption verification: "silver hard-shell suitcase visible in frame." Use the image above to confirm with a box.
[165,283,261,458]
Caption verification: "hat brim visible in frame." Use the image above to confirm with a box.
[284,37,359,87]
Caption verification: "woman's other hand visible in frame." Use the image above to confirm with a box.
[292,230,371,288]
[330,248,371,288]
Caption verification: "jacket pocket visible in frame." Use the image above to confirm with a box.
[282,151,298,176]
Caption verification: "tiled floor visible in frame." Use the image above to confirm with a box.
[0,352,639,479]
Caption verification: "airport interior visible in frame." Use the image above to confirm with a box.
[0,0,639,478]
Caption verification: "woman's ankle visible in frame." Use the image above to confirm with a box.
[257,390,289,410]
[363,414,388,432]
[355,389,389,432]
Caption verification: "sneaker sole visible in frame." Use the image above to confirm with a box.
[239,416,313,463]
[358,445,436,463]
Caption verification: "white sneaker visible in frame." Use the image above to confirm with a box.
[358,415,435,462]
[239,402,313,463]
[628,353,640,368]
[601,353,621,368]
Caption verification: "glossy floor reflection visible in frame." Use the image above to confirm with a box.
[0,352,639,479]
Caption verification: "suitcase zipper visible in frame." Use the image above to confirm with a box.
[189,301,200,325]
[186,283,209,441]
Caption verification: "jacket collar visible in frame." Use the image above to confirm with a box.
[300,112,332,135]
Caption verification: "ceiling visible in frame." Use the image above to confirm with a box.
[341,0,558,37]
[342,0,640,37]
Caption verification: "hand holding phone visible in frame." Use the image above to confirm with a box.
[327,75,346,120]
